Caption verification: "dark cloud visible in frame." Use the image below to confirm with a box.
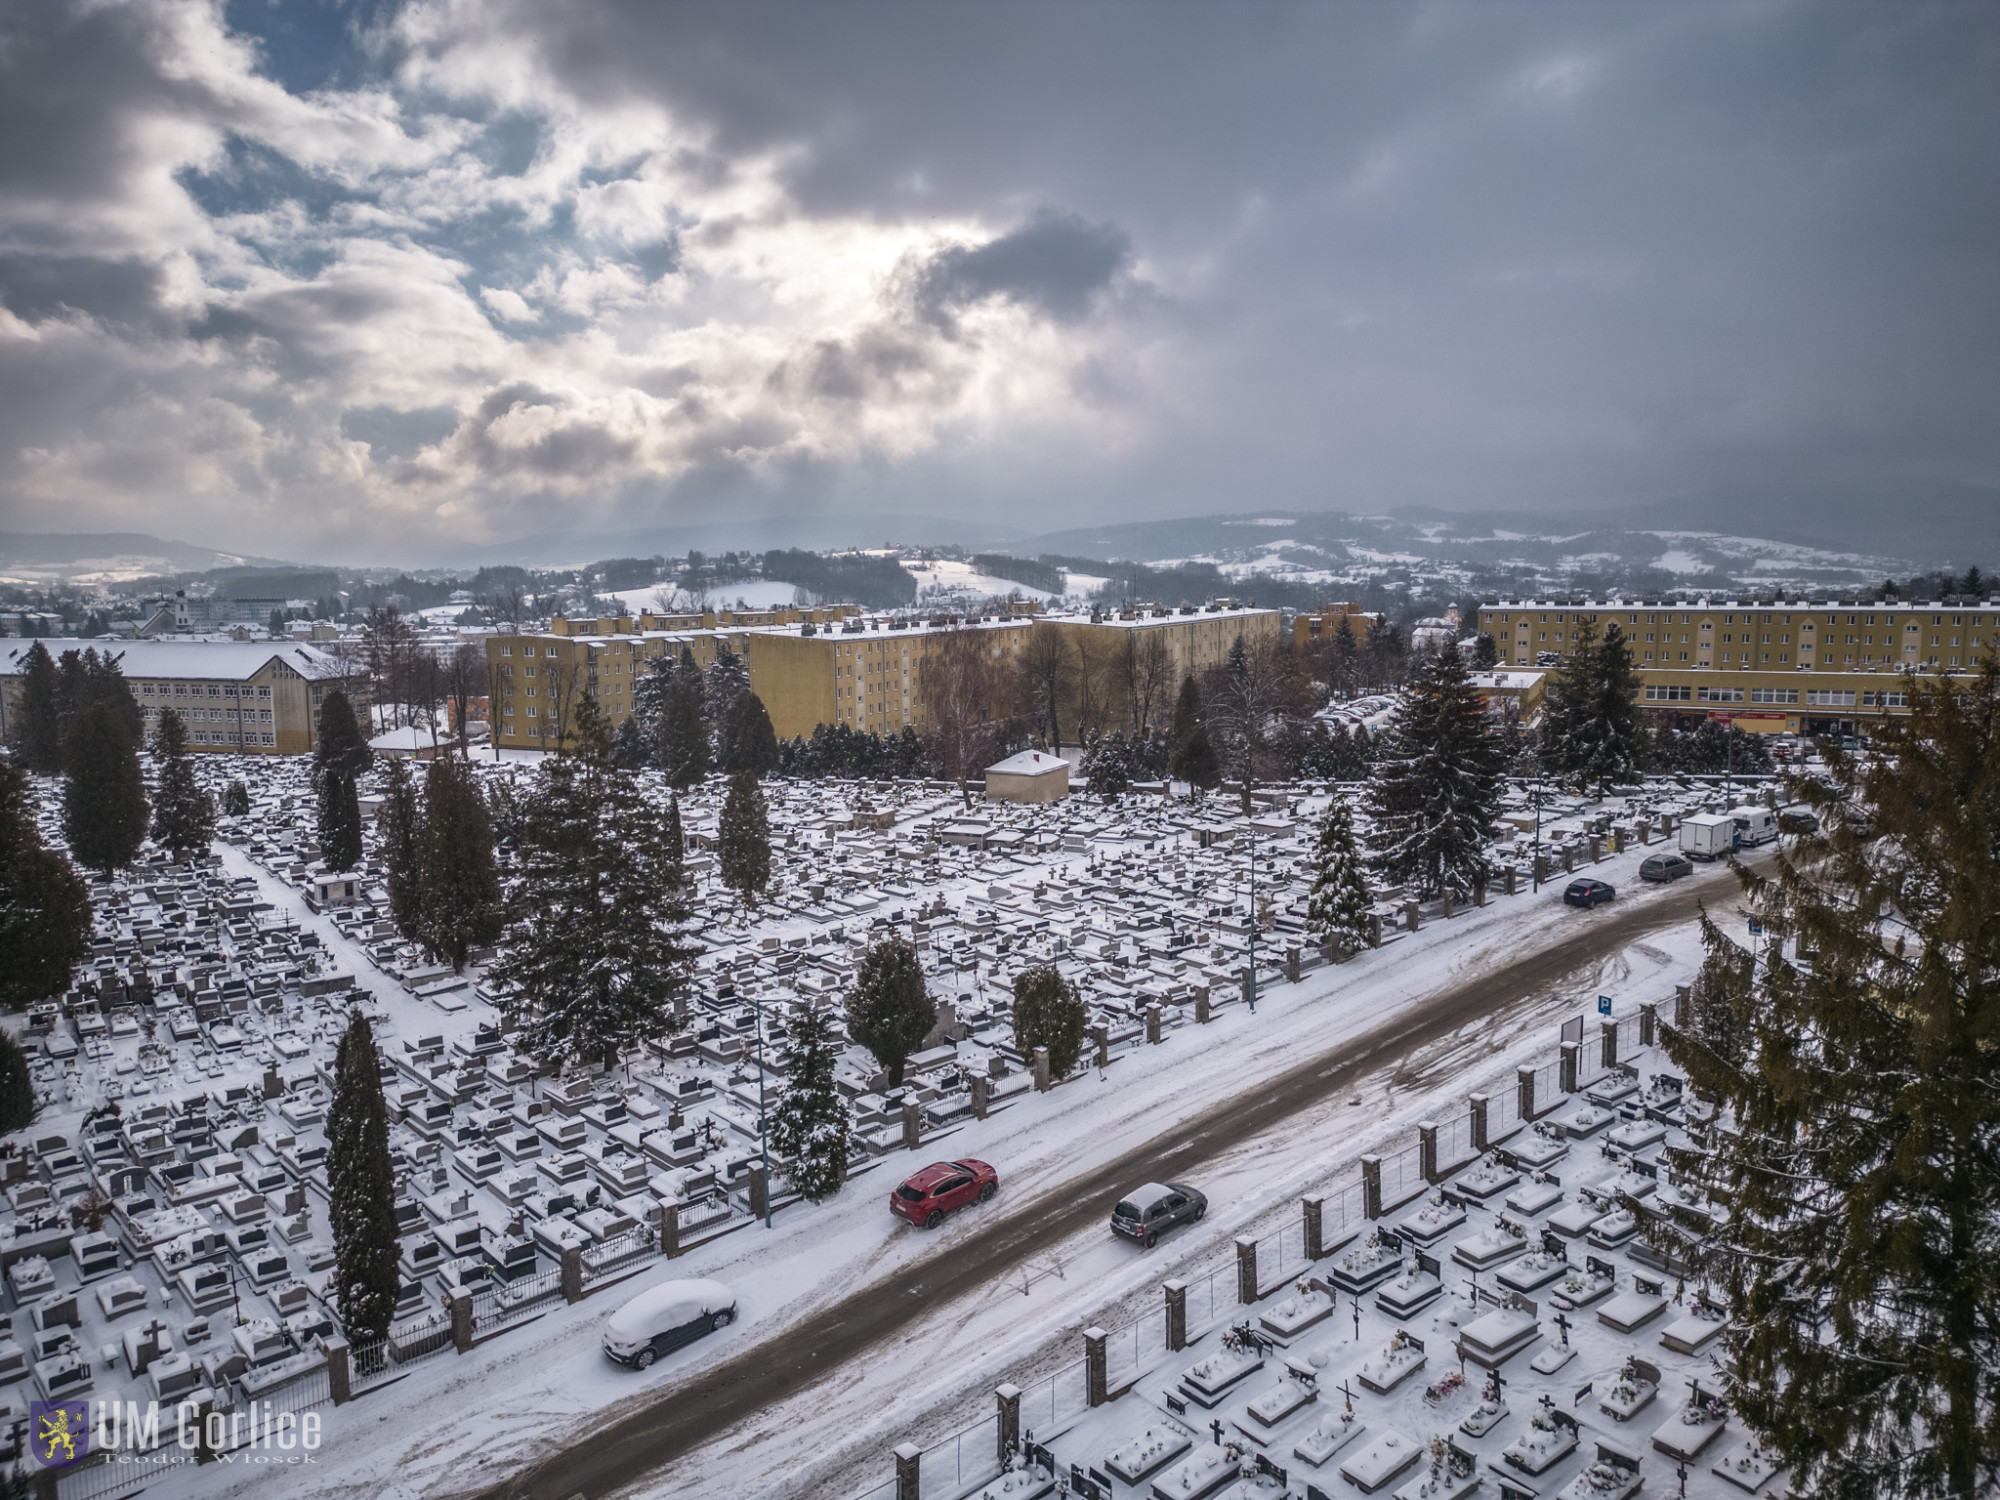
[340,404,461,460]
[0,253,171,335]
[903,210,1132,332]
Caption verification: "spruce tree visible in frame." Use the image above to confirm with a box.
[1363,643,1501,899]
[1541,622,1646,792]
[493,698,696,1071]
[1168,675,1220,791]
[663,792,685,866]
[376,756,424,940]
[148,709,214,862]
[314,688,372,780]
[327,1011,400,1347]
[0,758,90,1009]
[418,755,502,972]
[768,1002,850,1202]
[658,646,709,788]
[1305,799,1373,958]
[12,641,62,773]
[845,936,932,1086]
[317,767,362,874]
[61,702,149,878]
[1010,964,1086,1077]
[717,770,771,905]
[53,649,142,754]
[220,779,250,817]
[706,647,751,765]
[1656,662,2000,1500]
[0,1028,35,1134]
[721,692,779,776]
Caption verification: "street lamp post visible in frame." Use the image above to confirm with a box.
[1532,770,1545,893]
[1246,819,1257,1014]
[753,993,772,1229]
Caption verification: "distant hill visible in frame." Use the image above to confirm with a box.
[0,531,292,580]
[454,511,1029,569]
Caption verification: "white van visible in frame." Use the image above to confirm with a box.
[1678,812,1735,861]
[602,1277,735,1369]
[1730,806,1778,849]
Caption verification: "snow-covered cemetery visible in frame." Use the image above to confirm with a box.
[3,570,1995,1500]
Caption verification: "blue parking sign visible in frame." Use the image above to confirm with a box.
[1597,995,1612,1016]
[1748,918,1764,936]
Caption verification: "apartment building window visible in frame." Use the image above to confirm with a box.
[1862,691,1908,708]
[502,645,512,656]
[546,647,559,657]
[1807,690,1858,707]
[1645,685,1693,701]
[1698,686,1744,703]
[1749,688,1799,704]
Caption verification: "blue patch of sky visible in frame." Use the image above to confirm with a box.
[222,0,396,94]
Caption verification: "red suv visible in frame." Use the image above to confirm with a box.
[891,1159,999,1229]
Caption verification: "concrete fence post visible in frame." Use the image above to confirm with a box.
[1561,846,1576,874]
[1404,900,1421,933]
[1637,818,1651,844]
[1284,946,1300,983]
[1601,1020,1618,1072]
[1517,1065,1537,1123]
[1083,1327,1109,1406]
[1239,967,1255,1007]
[1588,835,1602,864]
[1361,1155,1383,1220]
[1235,1237,1259,1305]
[1418,1121,1440,1183]
[1091,1023,1110,1069]
[1032,1046,1051,1092]
[1674,985,1691,1027]
[661,1199,683,1259]
[1303,1195,1326,1261]
[1193,985,1212,1023]
[1559,1041,1579,1095]
[894,1442,921,1500]
[1469,1094,1489,1154]
[1442,889,1455,921]
[748,1169,768,1222]
[450,1290,474,1352]
[1368,912,1384,948]
[902,1101,923,1150]
[995,1384,1022,1465]
[970,1073,989,1120]
[560,1245,584,1304]
[1163,1279,1188,1351]
[325,1337,352,1404]
[1639,1003,1657,1049]
[1504,866,1518,896]
[1474,876,1488,907]
[1145,1005,1163,1045]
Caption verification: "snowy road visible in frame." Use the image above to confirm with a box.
[482,869,1731,1500]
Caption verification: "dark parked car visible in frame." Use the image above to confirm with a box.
[1564,878,1616,908]
[1638,854,1693,883]
[1111,1182,1207,1249]
[891,1159,999,1229]
[1777,809,1821,835]
[602,1277,735,1369]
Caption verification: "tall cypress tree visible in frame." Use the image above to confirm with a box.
[1364,644,1501,899]
[658,646,709,788]
[493,698,697,1071]
[148,708,215,861]
[720,692,779,776]
[0,757,91,1009]
[717,770,771,905]
[1656,662,2000,1500]
[12,642,62,774]
[768,1002,850,1202]
[663,791,685,866]
[317,768,362,874]
[61,702,149,878]
[328,1011,400,1347]
[845,936,932,1086]
[1305,799,1373,958]
[376,756,424,940]
[418,755,502,973]
[314,689,372,780]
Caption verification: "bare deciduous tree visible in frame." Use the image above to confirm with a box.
[1018,622,1072,751]
[1122,630,1175,736]
[921,626,1003,807]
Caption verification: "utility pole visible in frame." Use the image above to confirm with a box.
[753,992,771,1229]
[1246,819,1257,1014]
[1532,770,1545,893]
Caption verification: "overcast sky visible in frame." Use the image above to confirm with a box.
[1,0,1996,563]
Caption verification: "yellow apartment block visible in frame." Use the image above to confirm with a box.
[485,604,1283,750]
[1475,597,1999,734]
[0,638,368,756]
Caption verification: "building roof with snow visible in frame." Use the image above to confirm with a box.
[0,637,358,683]
[985,750,1067,778]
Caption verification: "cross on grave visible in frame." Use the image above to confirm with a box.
[1212,1419,1226,1449]
[1488,1366,1506,1402]
[1552,1311,1573,1348]
[1339,1380,1358,1418]
[1676,1461,1690,1497]
[1353,1295,1363,1341]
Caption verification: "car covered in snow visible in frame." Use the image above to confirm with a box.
[602,1277,736,1369]
[1110,1181,1207,1249]
[1563,877,1616,909]
[891,1159,999,1229]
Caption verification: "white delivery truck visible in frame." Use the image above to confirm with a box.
[1679,812,1735,861]
[1730,805,1779,849]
